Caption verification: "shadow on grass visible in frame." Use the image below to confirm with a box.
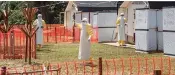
[37,49,56,53]
[31,62,42,65]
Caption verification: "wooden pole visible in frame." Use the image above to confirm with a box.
[1,66,6,75]
[154,70,161,75]
[29,37,32,64]
[25,35,28,62]
[99,57,102,75]
[73,13,75,42]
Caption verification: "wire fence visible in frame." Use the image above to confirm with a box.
[0,57,175,75]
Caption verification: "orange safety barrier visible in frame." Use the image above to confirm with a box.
[0,32,36,59]
[0,24,99,59]
[1,57,175,75]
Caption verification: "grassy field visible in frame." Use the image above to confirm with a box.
[36,43,164,62]
[0,43,174,75]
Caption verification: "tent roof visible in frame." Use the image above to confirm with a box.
[74,1,118,7]
[120,1,175,9]
[65,1,123,12]
[149,1,175,9]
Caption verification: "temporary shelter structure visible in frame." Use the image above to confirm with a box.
[118,1,148,44]
[163,7,175,56]
[135,1,175,52]
[64,1,123,42]
[135,9,157,52]
[64,1,119,28]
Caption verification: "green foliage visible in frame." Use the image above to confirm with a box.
[33,1,68,24]
[0,1,26,25]
[8,10,26,24]
[0,1,68,25]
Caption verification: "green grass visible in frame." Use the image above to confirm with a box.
[36,43,163,62]
[0,43,174,75]
[0,43,165,67]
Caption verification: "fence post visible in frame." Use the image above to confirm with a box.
[154,70,161,75]
[99,57,102,75]
[55,27,57,43]
[1,66,6,75]
[10,31,15,59]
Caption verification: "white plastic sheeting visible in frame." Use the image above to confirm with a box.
[64,11,74,28]
[158,32,163,50]
[74,12,117,42]
[93,14,98,27]
[98,28,117,42]
[163,7,175,55]
[75,13,81,23]
[93,12,117,42]
[97,13,117,27]
[157,10,163,51]
[135,9,157,51]
[127,4,147,36]
[135,30,157,50]
[163,32,175,55]
[135,9,157,29]
[75,12,96,25]
[163,8,175,31]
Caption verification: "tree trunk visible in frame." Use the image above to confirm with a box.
[29,37,32,64]
[3,34,6,56]
[6,33,9,56]
[25,36,28,62]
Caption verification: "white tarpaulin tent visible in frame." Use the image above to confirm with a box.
[135,9,163,52]
[135,9,157,51]
[75,12,117,42]
[64,1,118,29]
[64,1,119,42]
[93,12,117,42]
[163,7,175,56]
[119,1,148,44]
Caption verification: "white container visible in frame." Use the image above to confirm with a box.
[93,12,117,42]
[163,7,175,56]
[135,9,157,51]
[163,32,175,55]
[163,7,175,31]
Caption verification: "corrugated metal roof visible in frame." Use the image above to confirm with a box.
[120,1,175,9]
[74,1,118,7]
[149,1,175,9]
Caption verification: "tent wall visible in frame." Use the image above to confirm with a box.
[94,12,117,42]
[64,11,74,28]
[127,3,147,44]
[75,12,96,25]
[163,7,175,56]
[135,9,157,51]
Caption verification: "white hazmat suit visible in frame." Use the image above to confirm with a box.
[76,18,93,60]
[33,14,46,45]
[116,13,127,46]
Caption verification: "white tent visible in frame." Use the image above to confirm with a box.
[64,1,120,42]
[118,1,148,44]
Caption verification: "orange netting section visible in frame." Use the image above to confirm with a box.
[0,24,98,59]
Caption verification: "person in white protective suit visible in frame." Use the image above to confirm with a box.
[33,14,46,49]
[75,18,94,66]
[116,13,127,46]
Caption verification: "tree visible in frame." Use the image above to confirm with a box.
[0,1,15,56]
[33,1,68,24]
[0,1,26,25]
